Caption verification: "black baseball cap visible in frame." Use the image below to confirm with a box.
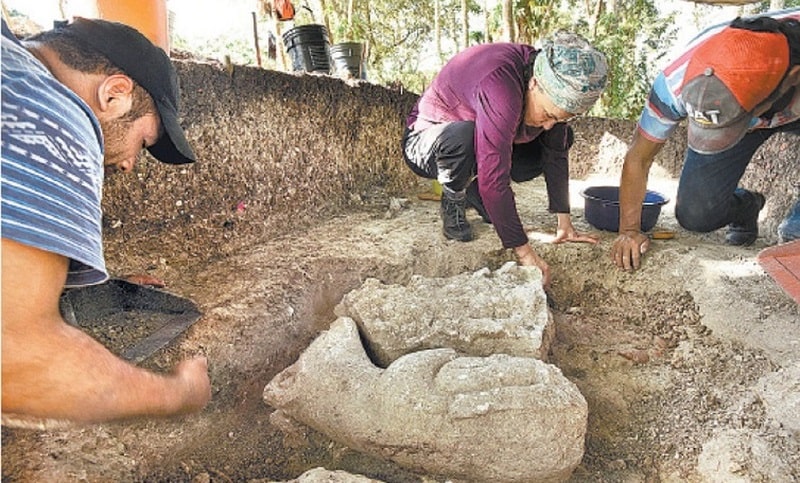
[60,17,196,164]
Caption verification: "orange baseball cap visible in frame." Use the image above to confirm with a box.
[682,25,789,154]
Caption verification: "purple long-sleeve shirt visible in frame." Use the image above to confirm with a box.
[406,43,571,249]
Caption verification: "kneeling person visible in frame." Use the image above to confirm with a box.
[1,17,211,425]
[401,32,608,286]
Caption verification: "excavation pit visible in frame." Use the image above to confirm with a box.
[2,58,799,483]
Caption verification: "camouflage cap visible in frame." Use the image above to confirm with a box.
[533,31,608,115]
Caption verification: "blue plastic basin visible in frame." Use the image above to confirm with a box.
[580,185,669,232]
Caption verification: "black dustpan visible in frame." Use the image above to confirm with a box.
[59,278,202,363]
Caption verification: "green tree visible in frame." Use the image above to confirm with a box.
[513,0,559,45]
[320,0,473,91]
[751,0,800,10]
[584,0,678,119]
[505,0,676,119]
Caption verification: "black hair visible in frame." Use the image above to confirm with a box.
[524,54,536,86]
[25,27,118,75]
[24,27,155,120]
[730,15,800,66]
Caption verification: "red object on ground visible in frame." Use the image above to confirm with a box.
[757,240,800,304]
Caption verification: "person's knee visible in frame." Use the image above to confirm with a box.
[442,122,475,157]
[510,165,542,183]
[675,201,717,232]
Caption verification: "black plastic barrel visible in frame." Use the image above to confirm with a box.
[282,24,331,74]
[329,42,364,79]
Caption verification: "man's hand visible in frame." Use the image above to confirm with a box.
[611,231,650,270]
[514,243,551,288]
[171,356,212,414]
[2,239,212,424]
[612,131,664,271]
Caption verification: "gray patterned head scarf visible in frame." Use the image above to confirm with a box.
[533,31,608,115]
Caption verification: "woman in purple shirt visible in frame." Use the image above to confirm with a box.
[402,32,608,286]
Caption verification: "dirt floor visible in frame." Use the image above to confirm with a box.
[2,168,799,482]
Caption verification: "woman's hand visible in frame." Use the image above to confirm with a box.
[514,243,551,288]
[552,213,599,244]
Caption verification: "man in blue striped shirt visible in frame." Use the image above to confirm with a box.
[1,17,211,425]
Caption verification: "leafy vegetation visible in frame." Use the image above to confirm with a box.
[168,0,798,120]
[311,0,797,119]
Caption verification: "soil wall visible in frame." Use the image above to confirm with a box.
[102,61,419,273]
[101,60,799,275]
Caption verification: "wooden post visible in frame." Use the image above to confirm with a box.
[274,14,287,71]
[252,11,262,67]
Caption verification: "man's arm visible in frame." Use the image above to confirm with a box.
[1,238,211,423]
[610,130,664,270]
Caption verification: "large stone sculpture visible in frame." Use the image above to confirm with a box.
[334,262,553,367]
[262,467,384,483]
[264,317,587,482]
